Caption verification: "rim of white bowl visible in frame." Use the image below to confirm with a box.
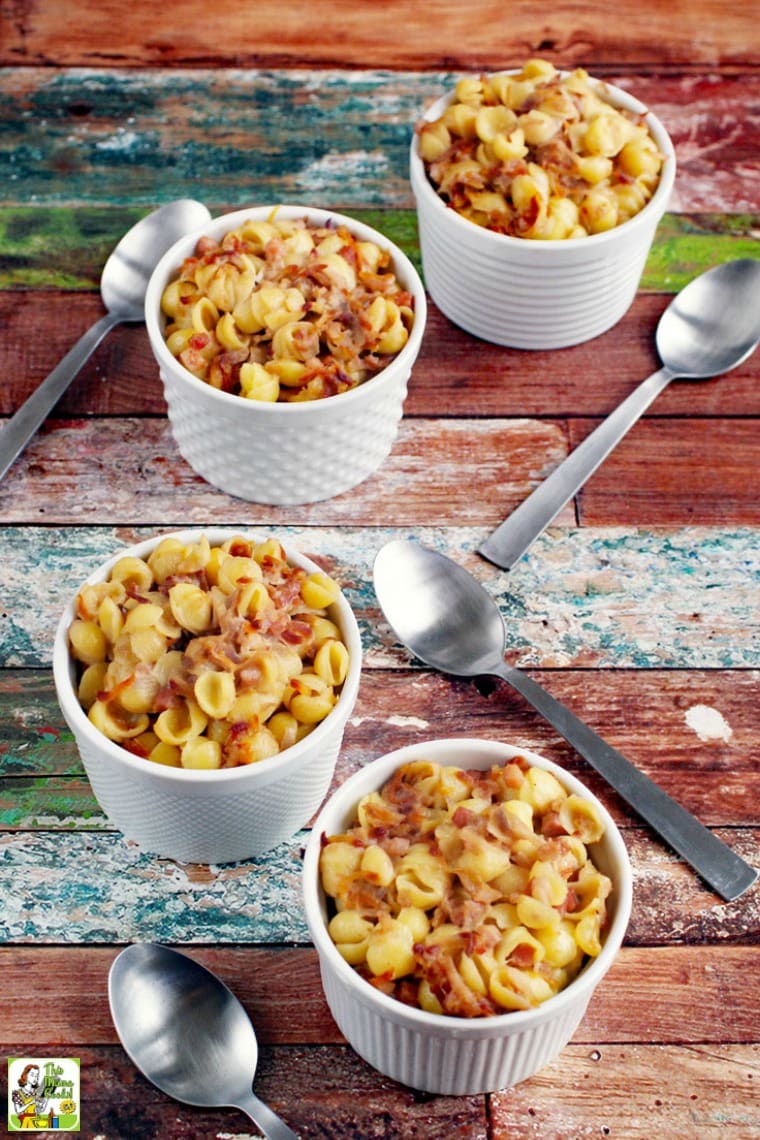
[410,71,676,253]
[303,736,633,1034]
[144,204,427,416]
[53,527,363,787]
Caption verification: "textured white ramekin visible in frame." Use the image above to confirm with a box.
[144,206,427,504]
[53,528,362,864]
[410,75,675,349]
[303,737,632,1094]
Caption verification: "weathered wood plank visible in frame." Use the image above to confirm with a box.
[0,1040,756,1139]
[2,414,759,527]
[489,1043,760,1139]
[2,271,760,420]
[1,1,758,70]
[0,1042,486,1140]
[0,824,756,945]
[0,945,758,1046]
[0,829,309,944]
[3,668,759,829]
[2,525,758,671]
[0,70,759,210]
[575,418,760,524]
[2,208,758,296]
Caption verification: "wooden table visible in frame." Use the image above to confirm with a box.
[1,3,758,1136]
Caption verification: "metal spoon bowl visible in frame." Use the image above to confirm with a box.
[373,538,758,902]
[108,943,298,1139]
[0,198,212,482]
[479,258,760,570]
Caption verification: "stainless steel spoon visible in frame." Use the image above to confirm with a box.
[108,942,299,1139]
[479,258,760,570]
[373,538,757,902]
[0,198,212,483]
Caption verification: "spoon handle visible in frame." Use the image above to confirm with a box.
[498,663,757,901]
[234,1088,300,1139]
[0,311,120,483]
[478,365,675,570]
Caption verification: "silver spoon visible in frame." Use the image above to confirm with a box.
[373,538,758,902]
[0,198,212,483]
[479,258,760,570]
[109,942,299,1139]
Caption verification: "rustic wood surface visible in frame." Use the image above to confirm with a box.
[1,2,758,1137]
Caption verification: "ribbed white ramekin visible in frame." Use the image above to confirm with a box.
[303,737,632,1095]
[410,75,675,349]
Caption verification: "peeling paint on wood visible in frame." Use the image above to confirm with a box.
[0,830,308,944]
[1,70,759,211]
[0,204,758,291]
[0,825,755,946]
[1,524,757,670]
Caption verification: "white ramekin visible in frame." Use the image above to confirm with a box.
[303,737,632,1094]
[144,205,427,504]
[53,528,363,864]
[410,74,676,349]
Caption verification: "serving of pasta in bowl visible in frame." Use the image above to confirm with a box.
[144,205,427,504]
[303,737,632,1095]
[410,59,675,349]
[53,528,362,864]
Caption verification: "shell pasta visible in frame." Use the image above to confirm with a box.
[418,59,664,239]
[319,756,613,1017]
[160,213,415,402]
[68,534,351,770]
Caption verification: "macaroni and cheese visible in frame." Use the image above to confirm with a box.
[160,214,415,402]
[319,756,612,1017]
[68,534,350,770]
[418,59,664,239]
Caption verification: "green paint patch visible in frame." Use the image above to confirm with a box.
[0,206,755,292]
[0,205,149,288]
[642,214,760,290]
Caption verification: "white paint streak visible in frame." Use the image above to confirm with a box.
[350,714,429,728]
[684,703,733,743]
[95,129,141,152]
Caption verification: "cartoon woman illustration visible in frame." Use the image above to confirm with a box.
[11,1064,49,1128]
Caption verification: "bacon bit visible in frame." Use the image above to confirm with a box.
[195,236,220,256]
[97,674,135,705]
[395,979,421,1008]
[368,973,396,997]
[121,738,151,759]
[281,620,313,646]
[540,809,569,838]
[508,942,537,970]
[153,685,182,712]
[449,805,465,828]
[440,890,489,932]
[560,888,579,916]
[227,539,253,557]
[415,943,498,1018]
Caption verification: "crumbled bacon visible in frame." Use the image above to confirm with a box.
[415,942,499,1018]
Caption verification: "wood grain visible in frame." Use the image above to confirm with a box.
[0,1041,756,1139]
[3,668,760,826]
[2,527,759,670]
[0,945,757,1046]
[2,413,759,526]
[0,71,758,211]
[2,280,760,420]
[489,1043,760,1139]
[2,0,758,70]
